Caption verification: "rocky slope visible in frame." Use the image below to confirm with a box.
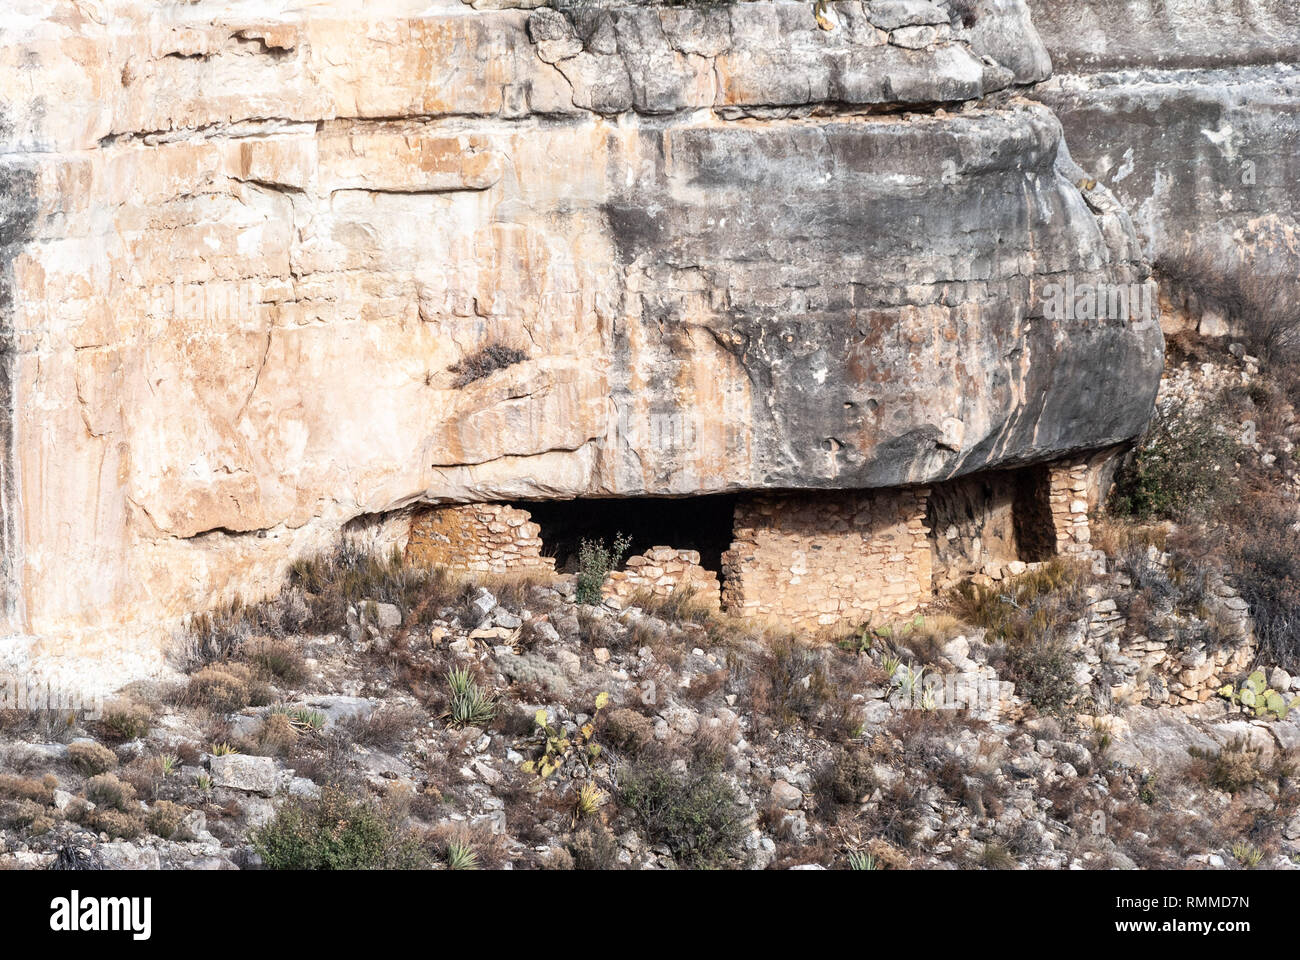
[0,0,1162,683]
[1,524,1298,871]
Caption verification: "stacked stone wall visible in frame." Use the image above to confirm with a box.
[405,504,554,574]
[721,489,932,628]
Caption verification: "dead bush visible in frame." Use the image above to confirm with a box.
[239,636,309,687]
[67,741,118,775]
[449,343,527,388]
[98,700,153,741]
[602,708,655,754]
[84,773,135,811]
[0,773,56,805]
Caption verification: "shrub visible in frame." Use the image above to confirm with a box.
[575,534,631,605]
[98,700,152,741]
[146,800,188,839]
[256,713,299,756]
[1109,395,1238,521]
[568,823,619,870]
[67,741,118,775]
[449,343,527,388]
[341,705,423,747]
[0,774,56,805]
[747,639,860,737]
[253,790,430,869]
[84,774,136,812]
[950,560,1091,713]
[1191,740,1263,794]
[1226,490,1300,669]
[240,636,309,687]
[92,809,143,839]
[618,756,747,868]
[186,663,255,712]
[602,708,655,754]
[821,745,877,806]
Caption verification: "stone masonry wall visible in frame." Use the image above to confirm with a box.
[721,489,932,628]
[405,504,555,575]
[604,547,722,610]
[1048,460,1093,556]
[1079,556,1257,708]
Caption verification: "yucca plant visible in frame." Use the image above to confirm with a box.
[271,703,327,732]
[445,839,479,870]
[210,742,238,756]
[1232,841,1264,869]
[572,781,607,824]
[446,667,496,728]
[848,850,881,870]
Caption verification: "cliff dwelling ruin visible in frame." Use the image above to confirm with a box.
[405,456,1100,630]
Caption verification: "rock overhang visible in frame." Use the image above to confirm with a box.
[0,0,1163,683]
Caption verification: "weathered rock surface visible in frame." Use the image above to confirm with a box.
[1029,0,1300,334]
[0,0,1161,684]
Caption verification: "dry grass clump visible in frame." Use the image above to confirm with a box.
[83,773,136,811]
[67,740,118,775]
[0,773,56,805]
[98,700,153,741]
[449,343,527,388]
[340,705,424,747]
[629,586,717,626]
[185,662,271,712]
[239,636,309,687]
[948,559,1093,713]
[178,545,469,670]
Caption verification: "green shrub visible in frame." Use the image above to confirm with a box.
[618,757,746,869]
[1109,395,1238,521]
[253,789,430,870]
[575,534,631,605]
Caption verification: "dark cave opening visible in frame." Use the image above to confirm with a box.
[523,494,739,574]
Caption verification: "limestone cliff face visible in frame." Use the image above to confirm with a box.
[0,0,1162,682]
[1029,0,1300,331]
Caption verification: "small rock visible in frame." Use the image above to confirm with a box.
[771,779,803,810]
[209,754,278,796]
